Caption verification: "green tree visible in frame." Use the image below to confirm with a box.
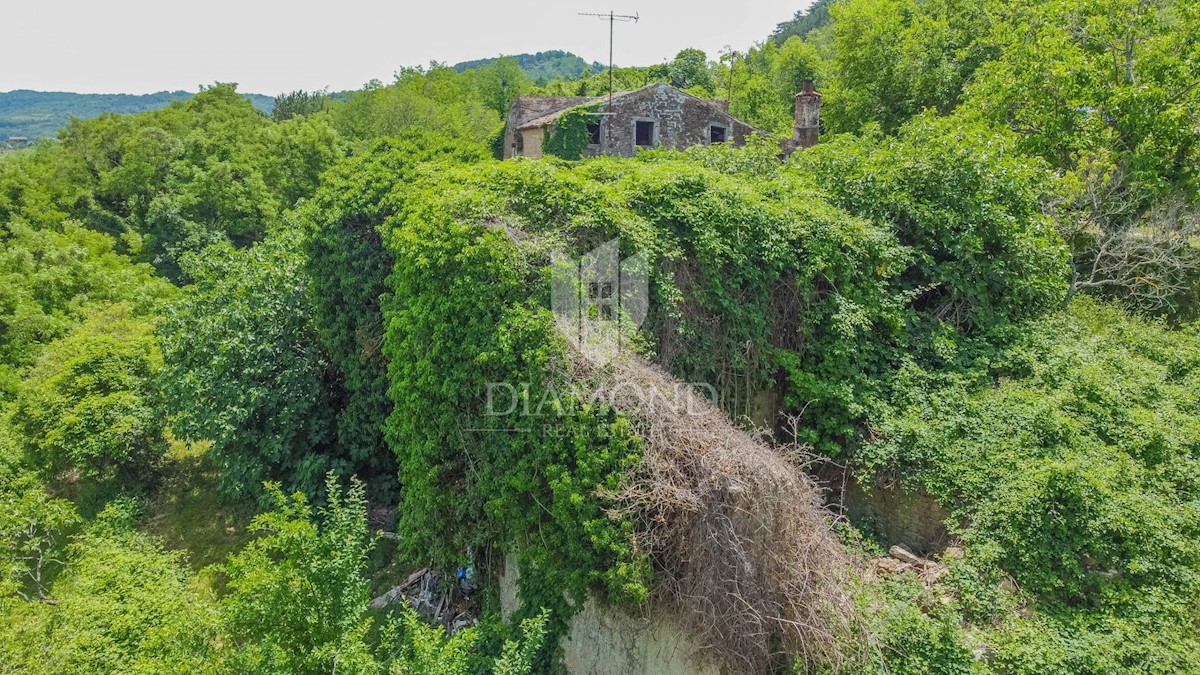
[771,0,839,43]
[271,90,330,122]
[471,56,533,116]
[961,0,1200,319]
[331,66,500,145]
[158,236,341,500]
[966,0,1200,197]
[0,470,79,603]
[823,0,995,133]
[0,220,171,399]
[11,305,165,485]
[668,48,715,94]
[795,113,1068,332]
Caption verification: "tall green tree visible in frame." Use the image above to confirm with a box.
[471,56,533,116]
[271,90,330,122]
[823,0,995,133]
[965,0,1200,210]
[668,48,716,94]
[158,236,342,500]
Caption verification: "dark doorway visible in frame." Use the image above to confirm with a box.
[709,125,727,144]
[587,122,601,145]
[635,120,655,147]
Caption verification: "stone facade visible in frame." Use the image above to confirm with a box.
[793,80,822,150]
[504,95,594,159]
[499,554,718,675]
[505,83,759,159]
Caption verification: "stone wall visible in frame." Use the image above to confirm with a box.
[818,464,952,555]
[584,83,758,158]
[499,554,718,675]
[504,95,595,159]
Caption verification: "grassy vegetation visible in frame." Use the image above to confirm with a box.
[141,437,255,574]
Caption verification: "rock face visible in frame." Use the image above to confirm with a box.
[818,465,951,555]
[499,554,718,675]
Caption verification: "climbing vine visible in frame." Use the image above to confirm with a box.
[372,127,1067,664]
[542,105,599,160]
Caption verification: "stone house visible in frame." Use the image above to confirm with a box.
[503,80,822,159]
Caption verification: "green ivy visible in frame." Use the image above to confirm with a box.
[542,105,599,160]
[302,133,489,503]
[380,200,649,654]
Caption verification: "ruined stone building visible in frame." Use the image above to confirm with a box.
[503,80,822,159]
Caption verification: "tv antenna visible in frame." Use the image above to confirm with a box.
[579,11,639,109]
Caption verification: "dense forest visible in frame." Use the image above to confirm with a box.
[1,0,1199,672]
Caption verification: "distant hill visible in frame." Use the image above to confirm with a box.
[454,51,606,83]
[772,0,838,43]
[0,90,274,139]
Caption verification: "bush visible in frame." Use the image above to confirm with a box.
[12,304,165,485]
[219,477,375,674]
[865,298,1200,671]
[796,113,1069,333]
[158,236,341,501]
[0,500,217,674]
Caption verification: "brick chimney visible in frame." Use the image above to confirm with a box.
[793,79,822,149]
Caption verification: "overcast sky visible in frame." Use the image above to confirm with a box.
[1,0,811,95]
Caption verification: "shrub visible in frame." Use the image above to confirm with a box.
[12,305,165,485]
[796,113,1069,333]
[0,500,217,674]
[866,298,1200,671]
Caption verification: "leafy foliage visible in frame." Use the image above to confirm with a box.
[330,67,501,146]
[864,298,1200,671]
[272,90,330,122]
[2,4,1200,672]
[12,305,165,485]
[0,220,170,398]
[219,477,376,673]
[772,0,839,44]
[797,113,1068,333]
[381,184,649,643]
[158,236,342,501]
[821,0,994,134]
[0,467,79,603]
[303,133,490,503]
[965,0,1200,206]
[542,104,599,160]
[0,500,217,674]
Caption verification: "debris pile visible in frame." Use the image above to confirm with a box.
[867,545,957,586]
[370,567,480,633]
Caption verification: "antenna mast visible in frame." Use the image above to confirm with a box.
[579,10,639,110]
